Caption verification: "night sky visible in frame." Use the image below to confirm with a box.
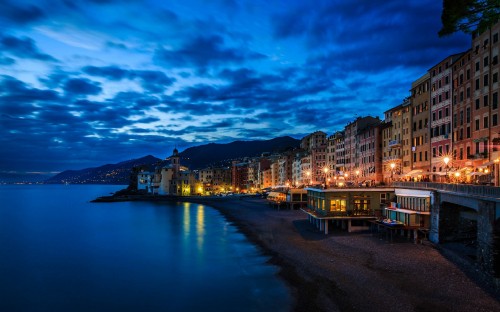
[0,0,470,174]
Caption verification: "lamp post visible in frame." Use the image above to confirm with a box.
[323,167,329,188]
[390,163,395,184]
[443,156,450,182]
[355,169,360,186]
[306,170,311,186]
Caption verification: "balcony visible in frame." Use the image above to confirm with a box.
[388,139,401,148]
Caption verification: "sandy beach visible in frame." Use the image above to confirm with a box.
[184,195,500,312]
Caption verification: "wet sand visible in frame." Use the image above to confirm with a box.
[185,195,500,312]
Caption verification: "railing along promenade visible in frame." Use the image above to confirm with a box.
[393,182,500,199]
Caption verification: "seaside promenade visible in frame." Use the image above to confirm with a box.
[94,193,500,311]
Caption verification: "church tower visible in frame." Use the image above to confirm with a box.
[171,148,180,174]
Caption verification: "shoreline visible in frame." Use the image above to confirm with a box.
[94,194,500,311]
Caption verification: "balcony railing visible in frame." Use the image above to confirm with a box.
[388,140,401,148]
[393,182,500,198]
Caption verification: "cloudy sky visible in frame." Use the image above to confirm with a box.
[1,0,470,174]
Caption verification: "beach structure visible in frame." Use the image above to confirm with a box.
[303,187,394,234]
[267,188,308,210]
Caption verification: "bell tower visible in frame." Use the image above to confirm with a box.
[171,147,180,174]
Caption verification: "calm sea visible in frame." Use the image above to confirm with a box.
[0,185,291,312]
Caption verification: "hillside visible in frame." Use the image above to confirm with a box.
[45,155,161,184]
[178,136,300,169]
[42,136,300,184]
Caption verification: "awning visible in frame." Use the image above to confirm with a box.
[468,172,486,176]
[428,172,447,176]
[404,169,423,177]
[395,194,431,198]
[385,207,430,215]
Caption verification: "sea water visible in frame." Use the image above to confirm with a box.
[0,185,291,312]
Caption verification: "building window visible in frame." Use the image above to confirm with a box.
[484,116,489,128]
[484,56,489,67]
[330,199,346,213]
[484,74,489,87]
[476,78,480,90]
[353,199,370,216]
[466,107,471,123]
[476,119,480,130]
[494,72,499,84]
[484,95,489,107]
[476,98,480,109]
[467,126,471,138]
[493,114,498,126]
[494,92,498,109]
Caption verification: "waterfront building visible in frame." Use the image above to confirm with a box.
[469,24,500,185]
[451,49,475,181]
[326,133,336,183]
[401,98,413,175]
[270,161,279,188]
[409,73,431,179]
[262,168,272,189]
[137,171,154,193]
[429,53,463,180]
[300,153,312,186]
[256,156,272,190]
[292,150,307,187]
[159,148,197,195]
[231,161,249,193]
[344,117,381,181]
[300,131,327,185]
[278,150,294,187]
[199,166,231,194]
[382,105,403,183]
[303,187,395,234]
[333,131,346,177]
[385,188,432,231]
[357,121,383,184]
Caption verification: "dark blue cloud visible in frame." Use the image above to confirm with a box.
[0,34,56,62]
[82,65,127,80]
[0,1,44,26]
[82,66,175,93]
[64,78,102,95]
[154,35,265,70]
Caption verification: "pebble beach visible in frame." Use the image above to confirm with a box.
[185,195,500,312]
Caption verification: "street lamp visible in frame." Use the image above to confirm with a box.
[390,163,395,183]
[323,167,329,188]
[306,170,311,186]
[443,156,450,182]
[355,169,360,186]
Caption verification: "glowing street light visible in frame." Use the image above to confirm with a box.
[323,167,329,188]
[390,163,396,183]
[443,156,450,182]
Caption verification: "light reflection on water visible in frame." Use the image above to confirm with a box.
[0,185,291,312]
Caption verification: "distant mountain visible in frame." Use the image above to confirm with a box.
[42,136,301,184]
[178,136,300,169]
[45,155,161,184]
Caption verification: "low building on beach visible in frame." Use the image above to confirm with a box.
[303,187,395,234]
